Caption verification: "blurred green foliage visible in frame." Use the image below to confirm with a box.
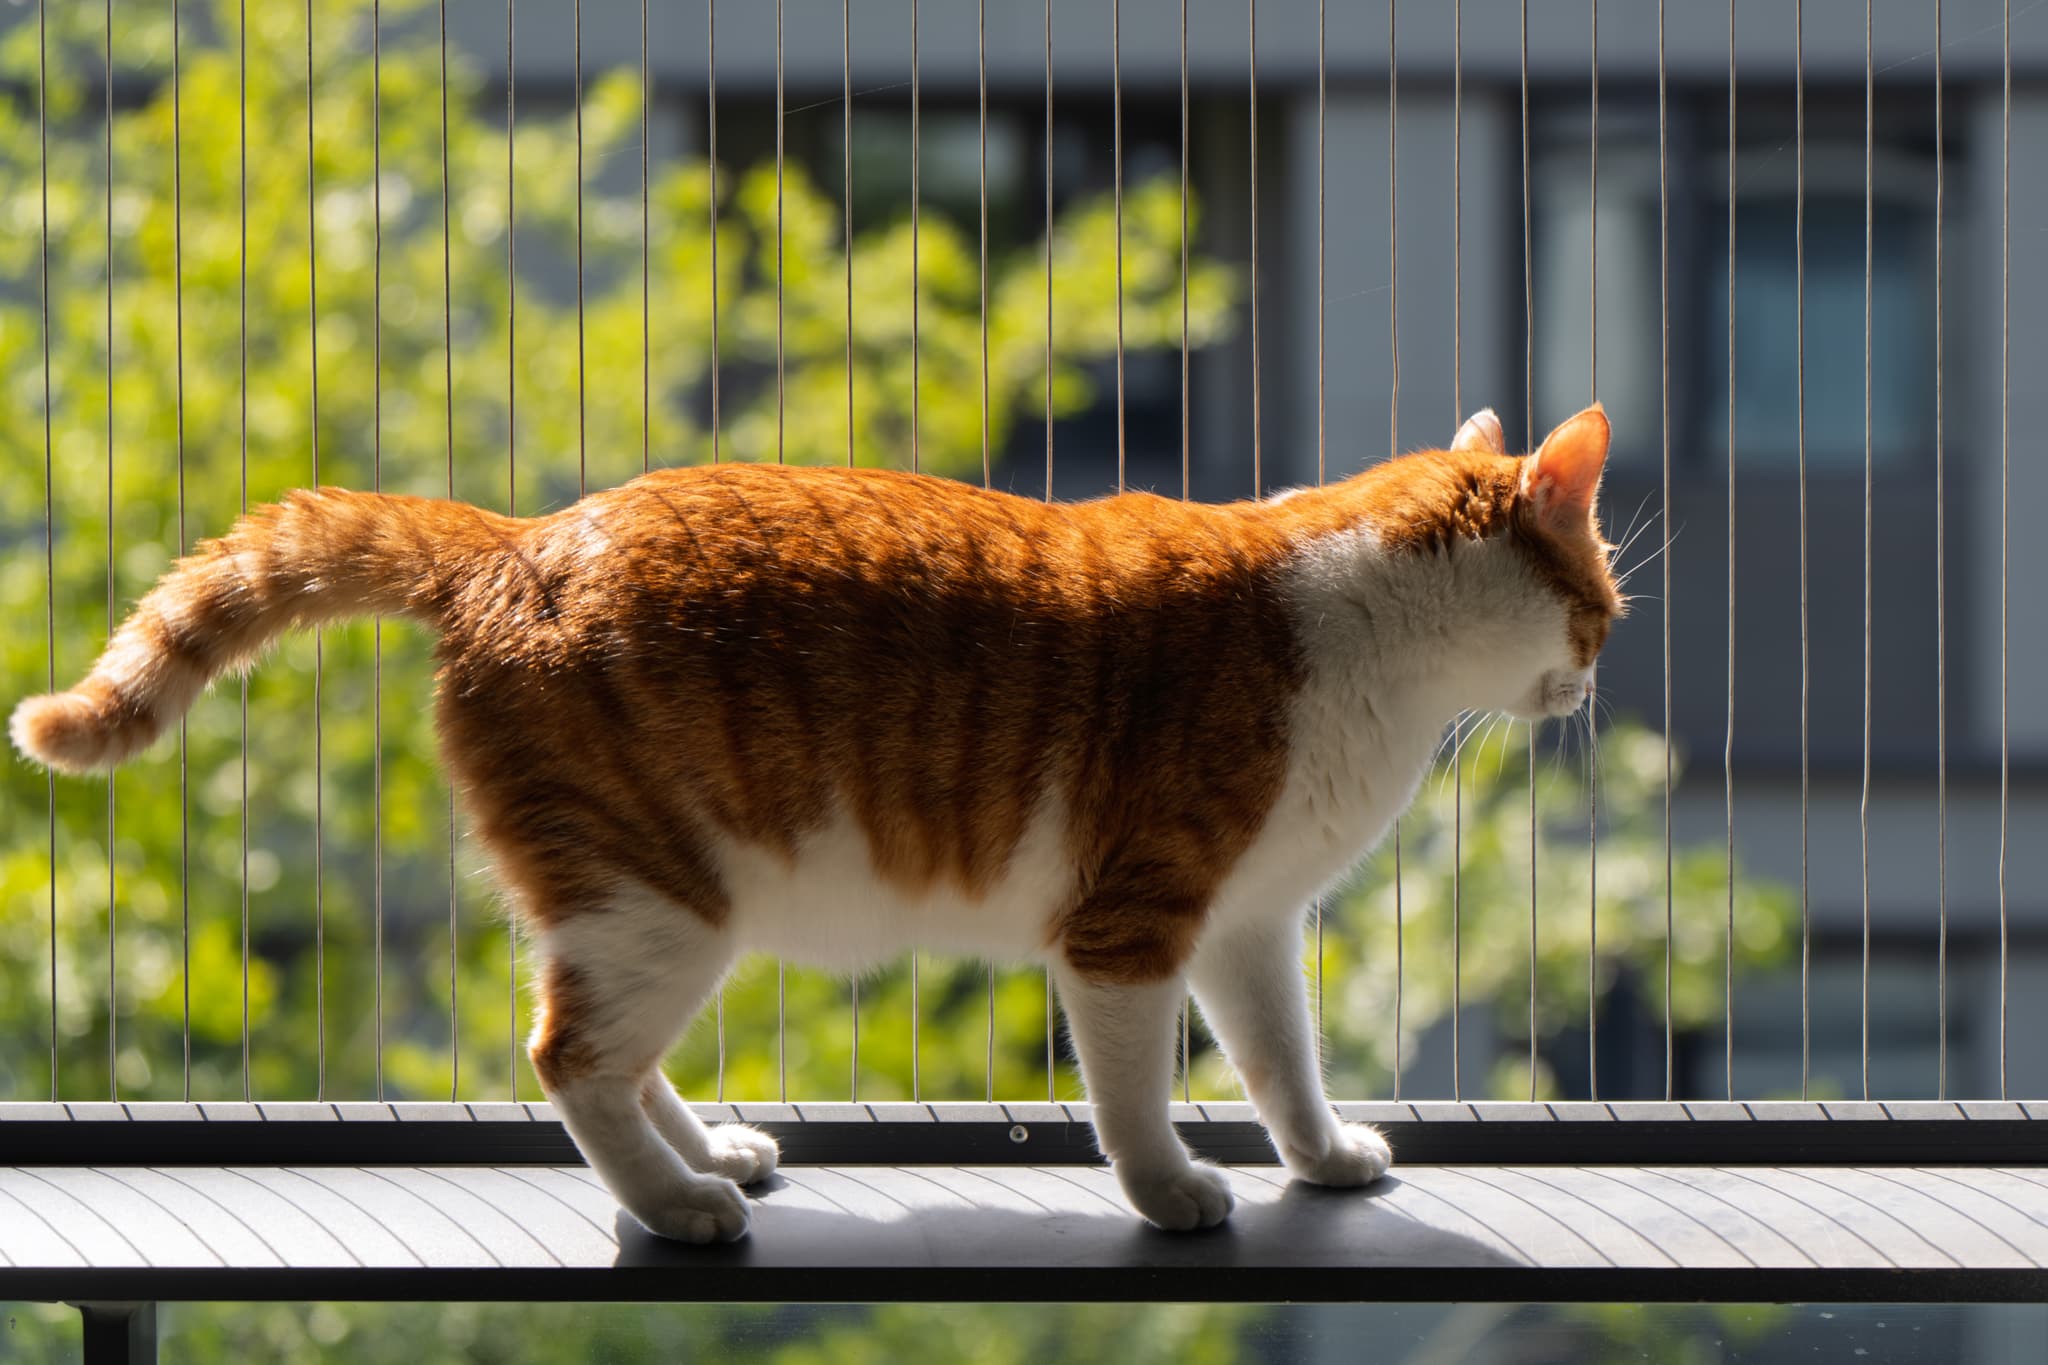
[0,1298,1818,1365]
[0,1299,1261,1364]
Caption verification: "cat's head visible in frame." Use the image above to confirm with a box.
[1312,403,1622,722]
[1440,403,1622,721]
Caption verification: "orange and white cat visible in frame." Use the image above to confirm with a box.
[12,403,1619,1243]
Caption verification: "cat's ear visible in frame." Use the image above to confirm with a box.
[1520,404,1610,533]
[1450,408,1506,454]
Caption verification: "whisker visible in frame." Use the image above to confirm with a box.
[1427,711,1470,772]
[1615,524,1684,589]
[1442,710,1488,797]
[1607,492,1664,565]
[1479,713,1508,767]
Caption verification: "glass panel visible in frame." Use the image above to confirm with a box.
[1698,196,1934,471]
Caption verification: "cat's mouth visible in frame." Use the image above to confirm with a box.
[1512,669,1594,721]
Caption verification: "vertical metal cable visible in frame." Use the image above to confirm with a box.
[1390,0,1404,1101]
[503,0,517,1105]
[1725,0,1737,1102]
[1451,0,1466,1105]
[979,0,993,1104]
[709,0,720,463]
[1998,0,2010,1100]
[1113,0,1125,493]
[912,0,920,478]
[575,0,586,499]
[1315,0,1326,1073]
[1859,0,1873,1103]
[776,0,787,1102]
[910,0,921,1101]
[1250,0,1261,497]
[1047,971,1056,1103]
[440,0,461,1103]
[777,0,786,483]
[843,0,853,480]
[105,0,118,1105]
[1933,0,1946,1102]
[1180,0,1194,1103]
[506,0,516,512]
[708,0,724,1103]
[308,0,326,1104]
[1657,0,1672,1104]
[1585,0,1599,1105]
[1796,0,1811,1099]
[641,0,650,476]
[1180,0,1189,507]
[1451,2,1502,1102]
[1518,0,1553,1100]
[1045,0,1056,1105]
[172,0,188,1105]
[1392,826,1403,1101]
[843,0,857,1105]
[1045,0,1053,505]
[1237,0,1262,1098]
[372,0,386,1103]
[38,0,55,1104]
[239,0,251,1104]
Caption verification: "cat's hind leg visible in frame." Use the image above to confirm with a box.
[528,891,753,1243]
[642,1072,780,1184]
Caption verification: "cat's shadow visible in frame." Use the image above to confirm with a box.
[609,1170,1519,1275]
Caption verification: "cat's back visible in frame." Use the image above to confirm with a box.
[518,462,1290,643]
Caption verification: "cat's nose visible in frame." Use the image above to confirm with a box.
[1548,675,1593,715]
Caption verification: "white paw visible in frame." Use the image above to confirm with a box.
[699,1124,781,1185]
[1282,1122,1393,1187]
[628,1174,751,1244]
[1119,1161,1236,1231]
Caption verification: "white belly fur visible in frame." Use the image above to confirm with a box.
[708,692,1429,976]
[714,796,1077,971]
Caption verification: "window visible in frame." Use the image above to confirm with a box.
[1532,96,1944,473]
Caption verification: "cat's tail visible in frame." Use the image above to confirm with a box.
[11,488,508,775]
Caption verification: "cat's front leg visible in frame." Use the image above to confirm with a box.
[1055,970,1235,1230]
[1187,918,1393,1188]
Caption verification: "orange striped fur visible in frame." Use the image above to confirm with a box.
[13,404,1620,1241]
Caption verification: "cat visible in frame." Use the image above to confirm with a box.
[12,402,1619,1243]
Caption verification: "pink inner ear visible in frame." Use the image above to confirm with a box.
[1525,407,1610,529]
[1451,410,1504,454]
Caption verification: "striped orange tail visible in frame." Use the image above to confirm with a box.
[10,487,506,774]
